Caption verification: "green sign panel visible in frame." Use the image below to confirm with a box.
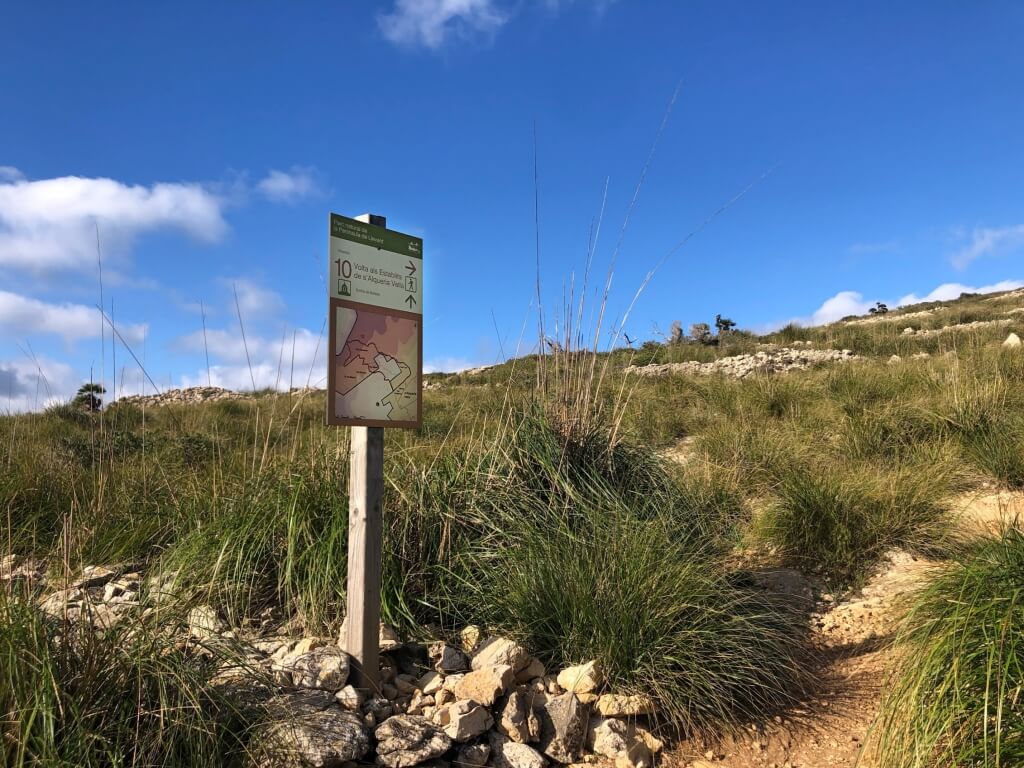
[329,214,423,315]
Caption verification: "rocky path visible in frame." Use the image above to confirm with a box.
[663,480,1024,768]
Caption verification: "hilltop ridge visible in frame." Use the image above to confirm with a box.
[101,285,1024,409]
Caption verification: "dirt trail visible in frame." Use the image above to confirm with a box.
[659,452,1023,768]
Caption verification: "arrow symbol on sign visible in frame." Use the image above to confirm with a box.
[405,295,417,308]
[406,260,417,276]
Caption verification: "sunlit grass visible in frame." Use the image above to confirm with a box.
[870,526,1024,767]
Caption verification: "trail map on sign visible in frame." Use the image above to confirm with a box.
[327,212,422,428]
[334,307,419,423]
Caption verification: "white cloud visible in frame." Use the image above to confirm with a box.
[182,360,327,392]
[173,277,319,392]
[178,325,326,391]
[0,166,24,182]
[773,279,1024,330]
[378,0,509,49]
[951,224,1024,269]
[257,166,320,203]
[223,277,286,319]
[805,290,874,325]
[179,333,474,388]
[0,355,77,413]
[0,173,229,273]
[0,289,147,345]
[897,279,1024,305]
[179,324,319,366]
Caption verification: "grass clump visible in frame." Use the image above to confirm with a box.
[157,459,347,631]
[871,526,1024,767]
[757,457,959,586]
[454,414,812,736]
[962,420,1024,489]
[673,460,749,545]
[0,590,253,767]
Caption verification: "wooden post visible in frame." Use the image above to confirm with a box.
[343,212,387,692]
[345,425,384,691]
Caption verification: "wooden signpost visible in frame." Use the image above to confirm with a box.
[345,423,385,691]
[328,212,423,690]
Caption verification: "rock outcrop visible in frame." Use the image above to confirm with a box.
[23,565,664,768]
[626,347,858,379]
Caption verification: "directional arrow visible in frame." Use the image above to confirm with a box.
[406,260,417,276]
[405,295,417,308]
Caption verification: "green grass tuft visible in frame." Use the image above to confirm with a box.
[0,590,254,768]
[756,456,959,586]
[870,526,1024,767]
[445,414,811,735]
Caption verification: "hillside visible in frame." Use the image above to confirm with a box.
[2,286,1023,768]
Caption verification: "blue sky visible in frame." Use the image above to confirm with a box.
[2,1,1023,410]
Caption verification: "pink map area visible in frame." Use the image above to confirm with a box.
[334,307,418,422]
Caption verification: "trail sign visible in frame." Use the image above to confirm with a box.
[328,212,422,692]
[327,213,423,429]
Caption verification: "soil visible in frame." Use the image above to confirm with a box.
[658,473,1024,768]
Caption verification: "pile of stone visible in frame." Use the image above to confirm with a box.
[22,561,143,630]
[900,318,1013,338]
[625,347,858,380]
[887,352,932,364]
[1,553,44,585]
[845,308,936,327]
[116,386,246,407]
[251,630,663,768]
[985,288,1024,303]
[9,560,665,768]
[114,386,330,408]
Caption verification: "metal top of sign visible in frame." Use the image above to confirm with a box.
[331,213,422,260]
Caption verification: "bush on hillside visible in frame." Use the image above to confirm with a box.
[446,414,812,735]
[871,526,1024,767]
[157,462,348,630]
[0,591,253,768]
[961,417,1024,489]
[756,456,959,586]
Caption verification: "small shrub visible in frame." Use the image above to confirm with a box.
[997,347,1024,383]
[0,591,253,767]
[841,401,940,460]
[962,417,1024,489]
[674,460,749,545]
[697,418,804,493]
[690,322,713,344]
[178,432,217,467]
[937,368,1006,438]
[72,383,106,413]
[43,401,93,427]
[715,314,737,334]
[474,513,812,736]
[159,463,347,630]
[871,527,1024,767]
[742,375,811,420]
[771,322,813,344]
[410,412,815,735]
[56,434,95,467]
[757,458,957,586]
